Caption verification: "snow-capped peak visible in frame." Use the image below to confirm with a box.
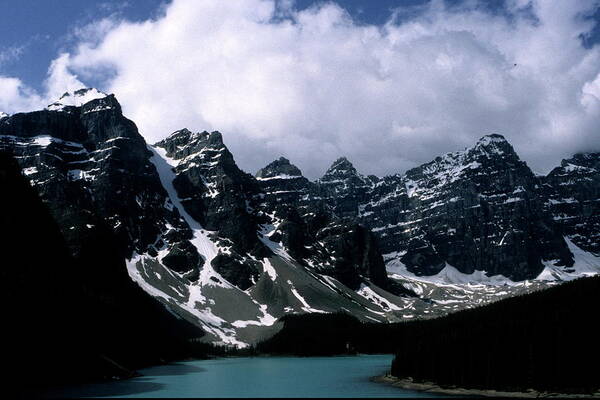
[471,133,514,157]
[46,88,108,111]
[329,156,354,171]
[476,133,507,146]
[321,156,360,180]
[0,111,8,119]
[256,157,303,180]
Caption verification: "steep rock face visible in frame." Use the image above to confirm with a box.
[256,157,313,207]
[1,100,420,346]
[155,130,264,253]
[297,135,574,281]
[0,151,203,389]
[312,221,387,290]
[543,153,600,255]
[254,135,582,284]
[255,157,402,294]
[154,129,269,289]
[257,156,303,179]
[356,174,410,254]
[390,134,572,280]
[0,90,198,278]
[255,157,318,261]
[317,157,375,218]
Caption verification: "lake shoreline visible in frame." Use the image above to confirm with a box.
[44,354,406,398]
[372,374,600,398]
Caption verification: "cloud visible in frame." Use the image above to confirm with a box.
[0,76,44,112]
[0,45,25,67]
[6,0,600,178]
[0,52,88,114]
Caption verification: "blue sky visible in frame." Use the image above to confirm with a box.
[7,0,599,91]
[1,0,599,178]
[0,0,164,91]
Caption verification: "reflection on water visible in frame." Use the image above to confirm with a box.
[47,355,450,398]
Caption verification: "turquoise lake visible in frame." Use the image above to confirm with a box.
[50,354,450,398]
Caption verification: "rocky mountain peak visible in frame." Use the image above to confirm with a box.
[0,111,8,119]
[327,156,355,172]
[155,129,227,160]
[559,152,600,170]
[405,134,523,185]
[477,133,507,143]
[46,88,108,111]
[256,157,303,180]
[470,133,518,159]
[544,152,599,255]
[320,156,366,184]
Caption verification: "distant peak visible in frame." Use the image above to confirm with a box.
[471,133,516,158]
[207,130,224,145]
[477,133,507,145]
[162,129,221,143]
[322,156,358,177]
[155,129,228,156]
[47,88,109,111]
[334,155,350,163]
[329,156,354,171]
[320,156,365,183]
[174,128,193,136]
[560,152,600,170]
[256,156,303,179]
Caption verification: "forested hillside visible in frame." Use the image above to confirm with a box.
[258,276,600,394]
[390,275,600,394]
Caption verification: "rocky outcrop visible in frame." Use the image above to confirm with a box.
[385,134,572,280]
[543,153,600,255]
[317,157,375,218]
[0,90,198,278]
[256,135,576,281]
[154,129,268,288]
[255,156,403,294]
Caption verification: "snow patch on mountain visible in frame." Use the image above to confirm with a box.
[46,88,108,111]
[386,254,519,287]
[0,134,84,149]
[126,254,246,347]
[262,258,278,281]
[150,145,225,284]
[256,174,301,181]
[357,283,404,311]
[286,279,327,313]
[537,238,600,281]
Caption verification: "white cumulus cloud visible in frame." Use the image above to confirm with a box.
[4,0,600,178]
[0,52,88,114]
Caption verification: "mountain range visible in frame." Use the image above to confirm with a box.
[1,88,599,347]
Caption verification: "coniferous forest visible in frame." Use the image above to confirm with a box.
[389,275,600,394]
[258,276,600,394]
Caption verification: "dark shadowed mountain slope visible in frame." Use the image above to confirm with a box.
[0,150,203,392]
[543,152,600,255]
[390,275,600,394]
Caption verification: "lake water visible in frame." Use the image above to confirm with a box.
[50,355,450,398]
